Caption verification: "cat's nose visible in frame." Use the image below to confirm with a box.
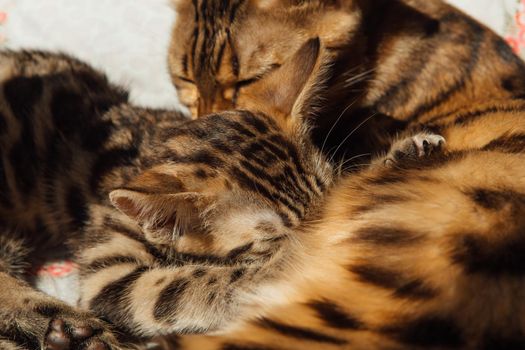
[213,97,234,113]
[197,98,213,116]
[197,97,234,116]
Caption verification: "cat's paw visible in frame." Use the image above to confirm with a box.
[384,132,446,166]
[45,317,120,350]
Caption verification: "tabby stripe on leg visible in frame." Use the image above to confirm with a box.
[349,264,437,299]
[451,232,525,276]
[89,266,148,331]
[308,300,363,330]
[382,315,464,348]
[153,279,190,322]
[353,226,424,246]
[481,133,525,153]
[84,255,142,274]
[257,318,347,345]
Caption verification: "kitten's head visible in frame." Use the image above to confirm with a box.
[169,0,361,117]
[110,39,332,256]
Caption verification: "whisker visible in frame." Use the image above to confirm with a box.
[343,68,376,88]
[328,112,378,164]
[336,152,372,174]
[320,95,362,156]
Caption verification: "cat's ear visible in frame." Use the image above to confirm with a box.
[110,189,211,244]
[247,37,323,122]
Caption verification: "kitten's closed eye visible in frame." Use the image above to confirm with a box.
[174,75,195,84]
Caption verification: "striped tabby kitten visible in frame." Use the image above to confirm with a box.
[168,0,525,163]
[0,45,364,349]
[152,24,525,350]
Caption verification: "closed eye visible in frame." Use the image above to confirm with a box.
[236,63,281,88]
[175,75,196,84]
[236,77,259,88]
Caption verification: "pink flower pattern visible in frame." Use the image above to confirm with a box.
[506,0,525,54]
[36,261,78,277]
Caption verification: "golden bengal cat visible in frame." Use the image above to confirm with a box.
[168,0,525,163]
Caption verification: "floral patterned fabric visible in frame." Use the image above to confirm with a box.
[448,0,525,56]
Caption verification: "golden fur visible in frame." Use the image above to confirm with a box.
[169,0,525,162]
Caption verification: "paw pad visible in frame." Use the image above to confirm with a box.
[412,134,446,157]
[45,319,108,350]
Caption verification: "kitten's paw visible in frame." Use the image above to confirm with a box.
[384,132,446,166]
[45,317,119,350]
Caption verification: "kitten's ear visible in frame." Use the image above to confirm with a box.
[109,189,211,245]
[247,37,323,122]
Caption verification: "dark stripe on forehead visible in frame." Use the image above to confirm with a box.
[209,114,257,138]
[240,159,306,213]
[190,27,199,74]
[230,166,296,223]
[226,29,240,77]
[241,141,278,166]
[240,111,271,134]
[198,1,213,74]
[215,40,227,73]
[230,0,246,23]
[175,150,225,168]
[267,134,314,190]
[182,54,189,76]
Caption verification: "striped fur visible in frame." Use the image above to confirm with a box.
[0,48,332,349]
[148,51,525,350]
[169,0,525,163]
[136,1,525,349]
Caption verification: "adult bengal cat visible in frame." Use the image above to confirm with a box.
[168,0,525,163]
[148,36,525,350]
